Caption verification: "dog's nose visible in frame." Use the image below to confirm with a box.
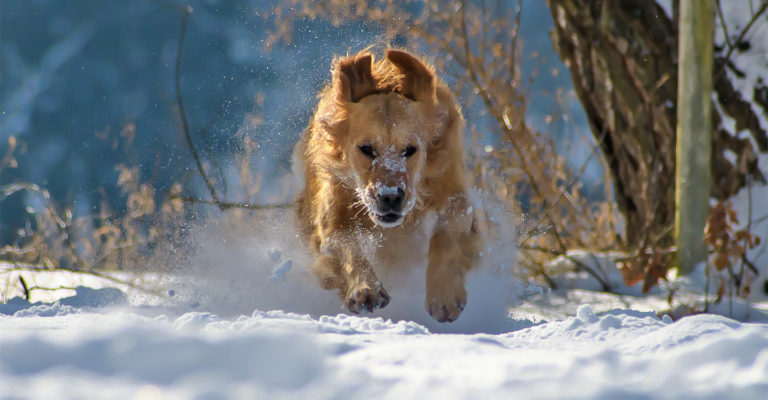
[377,188,404,212]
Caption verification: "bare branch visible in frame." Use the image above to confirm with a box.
[2,262,167,298]
[565,253,611,292]
[520,125,609,246]
[156,2,286,213]
[715,0,733,49]
[509,0,522,85]
[18,275,30,301]
[172,195,292,210]
[170,6,225,209]
[521,251,558,290]
[716,0,768,80]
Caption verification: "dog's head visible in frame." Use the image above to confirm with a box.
[320,50,444,228]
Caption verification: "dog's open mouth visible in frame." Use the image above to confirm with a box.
[376,212,402,224]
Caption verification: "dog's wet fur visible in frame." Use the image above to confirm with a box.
[295,49,483,322]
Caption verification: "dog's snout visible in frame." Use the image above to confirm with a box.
[377,188,404,212]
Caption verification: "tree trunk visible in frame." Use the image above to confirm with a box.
[548,0,767,250]
[675,0,712,273]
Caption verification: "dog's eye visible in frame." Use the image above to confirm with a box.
[359,145,377,159]
[402,145,417,158]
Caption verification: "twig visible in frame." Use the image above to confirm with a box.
[479,0,487,70]
[704,255,711,312]
[170,6,225,210]
[18,275,30,301]
[2,263,167,298]
[715,0,733,49]
[602,146,618,248]
[565,253,611,292]
[158,2,283,213]
[520,125,609,246]
[741,253,760,276]
[172,195,292,210]
[612,244,676,263]
[753,214,768,226]
[75,268,166,297]
[522,244,611,291]
[28,285,78,292]
[522,251,558,290]
[519,244,561,255]
[746,176,754,234]
[715,1,768,81]
[509,0,522,84]
[724,1,767,61]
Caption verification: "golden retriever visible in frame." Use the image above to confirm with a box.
[296,49,482,322]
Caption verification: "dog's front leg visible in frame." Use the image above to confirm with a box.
[312,243,390,313]
[341,245,390,313]
[311,238,390,313]
[425,227,471,322]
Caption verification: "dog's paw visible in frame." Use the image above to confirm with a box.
[426,288,466,323]
[345,282,391,314]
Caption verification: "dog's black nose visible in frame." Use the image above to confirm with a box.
[377,188,404,212]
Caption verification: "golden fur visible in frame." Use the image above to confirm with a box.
[296,49,482,322]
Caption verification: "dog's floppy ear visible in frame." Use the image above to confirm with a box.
[333,53,378,103]
[387,49,436,103]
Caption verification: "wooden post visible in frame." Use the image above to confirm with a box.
[675,0,713,274]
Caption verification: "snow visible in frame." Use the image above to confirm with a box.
[1,213,767,400]
[2,229,768,399]
[3,216,766,399]
[2,287,768,399]
[372,153,407,173]
[267,259,293,283]
[375,182,401,196]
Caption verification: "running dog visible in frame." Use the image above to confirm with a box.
[295,49,482,322]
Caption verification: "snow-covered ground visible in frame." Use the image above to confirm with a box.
[1,284,768,400]
[3,237,768,400]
